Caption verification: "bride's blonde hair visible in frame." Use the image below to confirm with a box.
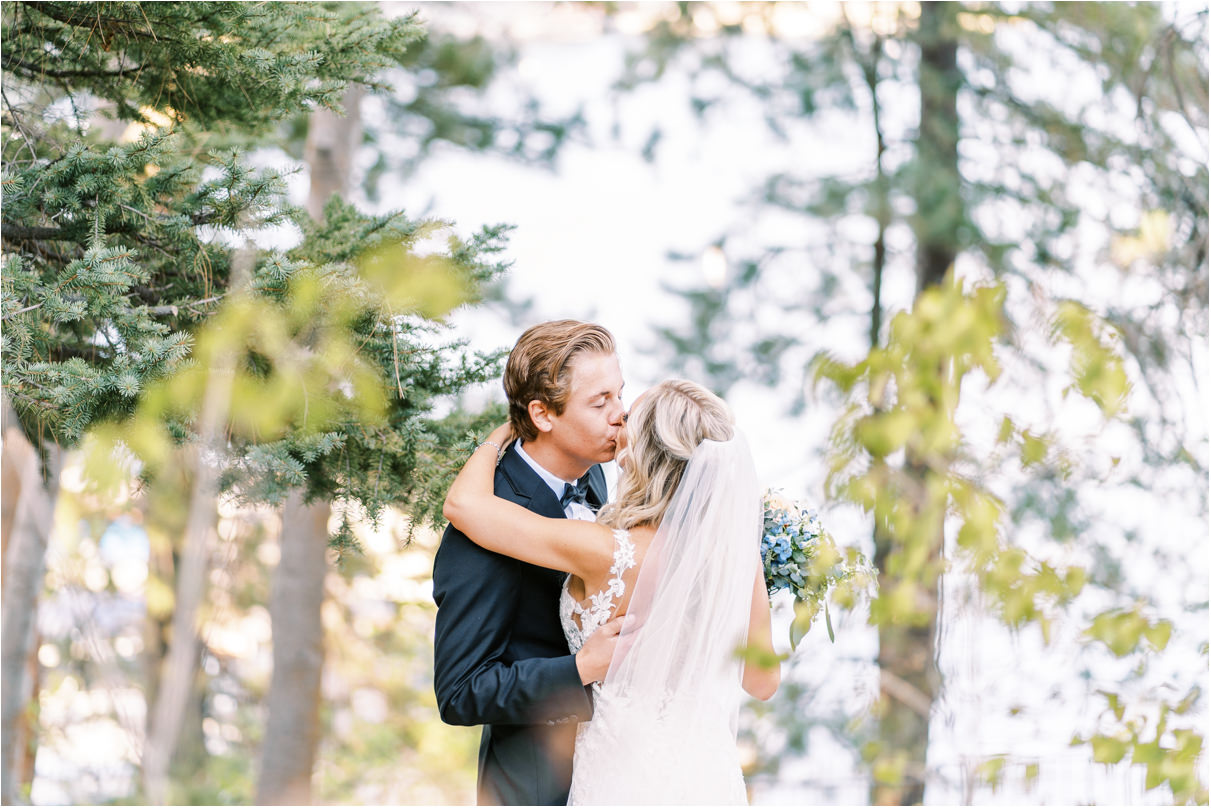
[598,379,734,531]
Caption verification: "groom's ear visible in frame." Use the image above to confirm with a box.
[527,399,554,434]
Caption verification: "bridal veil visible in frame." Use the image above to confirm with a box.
[568,433,761,804]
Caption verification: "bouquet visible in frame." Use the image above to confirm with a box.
[761,491,866,644]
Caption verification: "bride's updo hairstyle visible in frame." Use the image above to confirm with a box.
[599,379,734,531]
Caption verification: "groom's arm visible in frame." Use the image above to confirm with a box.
[432,524,593,726]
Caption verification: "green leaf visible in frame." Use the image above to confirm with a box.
[1143,620,1172,652]
[1086,609,1149,657]
[997,416,1015,444]
[1102,690,1125,721]
[734,641,785,670]
[872,751,908,786]
[1021,431,1048,466]
[1091,735,1129,764]
[790,598,819,650]
[855,410,916,457]
[977,756,1007,790]
[1132,741,1165,766]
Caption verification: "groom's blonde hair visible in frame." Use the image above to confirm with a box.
[504,320,616,443]
[599,379,734,531]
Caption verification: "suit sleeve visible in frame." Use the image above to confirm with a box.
[432,524,593,726]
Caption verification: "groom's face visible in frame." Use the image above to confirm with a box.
[545,351,626,468]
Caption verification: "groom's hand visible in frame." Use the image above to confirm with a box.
[575,617,622,685]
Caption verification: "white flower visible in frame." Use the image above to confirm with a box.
[764,490,795,512]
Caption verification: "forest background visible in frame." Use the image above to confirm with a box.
[1,1,1207,805]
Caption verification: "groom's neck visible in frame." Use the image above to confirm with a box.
[520,436,591,482]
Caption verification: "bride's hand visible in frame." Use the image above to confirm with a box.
[486,423,513,449]
[576,616,622,685]
[448,424,513,524]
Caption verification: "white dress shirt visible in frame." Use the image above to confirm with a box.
[515,442,598,522]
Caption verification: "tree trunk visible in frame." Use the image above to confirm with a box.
[1,399,62,805]
[254,491,330,805]
[912,2,962,296]
[871,517,940,806]
[870,3,960,805]
[303,84,364,220]
[2,432,21,560]
[141,247,252,804]
[254,82,360,805]
[140,442,223,806]
[839,9,889,351]
[1,416,39,800]
[140,453,208,793]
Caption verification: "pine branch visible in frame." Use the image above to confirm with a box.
[43,344,106,362]
[2,303,43,320]
[2,217,221,247]
[20,2,162,41]
[142,295,225,317]
[1,55,145,80]
[1,88,38,160]
[1,224,77,242]
[4,286,225,321]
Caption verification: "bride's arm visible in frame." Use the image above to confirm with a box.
[741,569,780,701]
[443,424,614,581]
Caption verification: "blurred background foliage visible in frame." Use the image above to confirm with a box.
[601,2,1206,803]
[2,1,509,802]
[1,1,1207,805]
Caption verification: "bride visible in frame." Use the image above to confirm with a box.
[444,379,779,804]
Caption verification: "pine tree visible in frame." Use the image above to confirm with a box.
[2,3,512,801]
[254,82,359,807]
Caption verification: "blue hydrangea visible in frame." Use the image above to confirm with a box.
[774,535,792,562]
[761,491,828,602]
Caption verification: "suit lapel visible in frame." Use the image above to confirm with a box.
[500,443,611,516]
[499,443,567,520]
[584,464,609,512]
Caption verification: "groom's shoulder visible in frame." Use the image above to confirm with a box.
[432,446,539,580]
[493,442,542,507]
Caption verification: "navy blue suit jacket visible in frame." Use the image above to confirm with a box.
[432,442,608,805]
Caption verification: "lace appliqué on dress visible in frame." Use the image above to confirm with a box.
[559,529,635,655]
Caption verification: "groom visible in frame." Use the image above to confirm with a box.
[433,320,626,805]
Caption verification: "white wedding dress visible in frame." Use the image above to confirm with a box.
[558,437,759,805]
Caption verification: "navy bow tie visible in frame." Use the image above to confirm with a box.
[560,478,591,510]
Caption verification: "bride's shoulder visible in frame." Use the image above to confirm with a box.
[626,524,658,541]
[619,524,657,556]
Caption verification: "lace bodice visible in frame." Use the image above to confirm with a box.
[559,529,635,655]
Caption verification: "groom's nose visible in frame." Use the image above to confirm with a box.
[607,400,625,427]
